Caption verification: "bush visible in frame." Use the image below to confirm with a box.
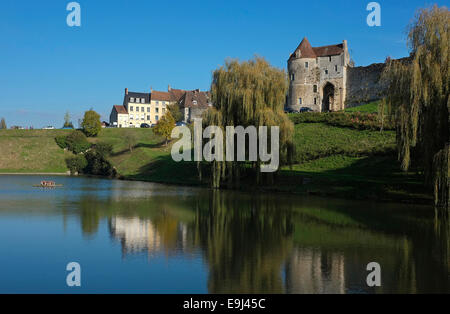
[81,110,102,137]
[66,130,91,154]
[95,142,113,157]
[84,151,116,177]
[55,136,68,149]
[65,155,88,174]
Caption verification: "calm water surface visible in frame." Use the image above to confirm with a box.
[0,175,448,293]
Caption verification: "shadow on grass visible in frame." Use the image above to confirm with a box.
[277,155,432,204]
[123,153,203,186]
[111,141,166,157]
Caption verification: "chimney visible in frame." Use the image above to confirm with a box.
[125,88,128,95]
[150,86,153,93]
[168,84,171,91]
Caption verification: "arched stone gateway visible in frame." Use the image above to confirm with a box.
[322,82,335,112]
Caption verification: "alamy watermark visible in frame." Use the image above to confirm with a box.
[366,262,382,287]
[367,2,381,27]
[171,119,280,173]
[66,2,81,27]
[66,262,81,287]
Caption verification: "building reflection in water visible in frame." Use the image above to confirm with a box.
[109,216,189,258]
[285,248,345,294]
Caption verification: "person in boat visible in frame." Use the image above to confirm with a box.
[40,181,56,187]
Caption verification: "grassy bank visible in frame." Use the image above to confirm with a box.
[0,122,431,204]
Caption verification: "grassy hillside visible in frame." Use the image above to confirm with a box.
[0,129,72,173]
[345,100,381,113]
[0,122,431,203]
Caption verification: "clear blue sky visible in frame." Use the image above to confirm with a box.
[0,0,446,128]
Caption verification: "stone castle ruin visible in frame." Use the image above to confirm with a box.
[287,37,391,112]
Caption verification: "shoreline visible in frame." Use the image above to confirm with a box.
[0,171,433,206]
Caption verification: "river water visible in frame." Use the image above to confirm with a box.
[0,175,448,293]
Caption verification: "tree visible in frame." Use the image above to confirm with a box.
[0,118,6,129]
[65,155,88,175]
[202,57,294,188]
[81,110,102,137]
[153,111,176,146]
[167,103,183,123]
[124,130,137,152]
[63,111,74,129]
[383,5,449,209]
[65,130,91,154]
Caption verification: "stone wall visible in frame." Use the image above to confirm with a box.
[345,62,387,106]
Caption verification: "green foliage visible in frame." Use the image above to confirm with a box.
[383,5,449,209]
[63,111,74,129]
[95,142,113,158]
[123,130,138,152]
[167,103,183,123]
[55,136,68,149]
[204,57,294,188]
[84,150,116,177]
[81,110,102,137]
[65,130,91,154]
[153,111,175,145]
[0,118,6,129]
[65,155,88,174]
[288,111,395,131]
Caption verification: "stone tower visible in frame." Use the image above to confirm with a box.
[287,37,350,112]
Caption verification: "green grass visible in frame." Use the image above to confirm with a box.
[345,100,381,113]
[293,123,395,163]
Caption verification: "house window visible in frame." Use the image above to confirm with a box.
[325,69,329,75]
[193,100,197,105]
[335,65,338,72]
[298,98,302,105]
[329,56,332,62]
[314,98,317,105]
[130,97,135,103]
[155,115,159,121]
[141,98,145,103]
[141,107,144,112]
[141,115,144,120]
[156,101,159,105]
[313,85,318,93]
[162,101,166,106]
[162,108,166,113]
[305,62,309,68]
[156,108,159,113]
[147,107,150,112]
[147,115,150,121]
[130,106,133,111]
[290,74,295,81]
[130,115,134,120]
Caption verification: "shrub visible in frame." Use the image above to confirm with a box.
[66,130,91,154]
[84,151,116,177]
[65,155,88,174]
[95,142,113,157]
[55,136,68,149]
[81,110,102,137]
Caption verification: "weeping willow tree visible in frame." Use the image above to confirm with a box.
[201,57,294,188]
[383,5,449,209]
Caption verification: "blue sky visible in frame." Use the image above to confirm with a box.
[0,0,446,128]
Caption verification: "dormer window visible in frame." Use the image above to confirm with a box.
[141,98,145,103]
[130,97,135,103]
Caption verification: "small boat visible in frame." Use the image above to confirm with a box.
[33,181,64,188]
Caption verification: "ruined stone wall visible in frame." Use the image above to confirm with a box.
[345,62,387,106]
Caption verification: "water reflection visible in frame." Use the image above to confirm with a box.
[0,176,448,293]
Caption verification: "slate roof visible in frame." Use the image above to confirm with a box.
[123,92,151,105]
